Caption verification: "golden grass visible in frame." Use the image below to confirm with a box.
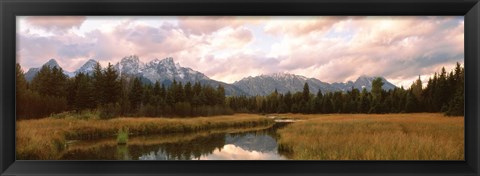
[277,113,464,160]
[16,114,273,160]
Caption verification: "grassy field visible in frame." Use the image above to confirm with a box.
[16,114,273,160]
[277,113,464,160]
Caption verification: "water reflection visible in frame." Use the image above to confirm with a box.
[60,122,292,160]
[200,144,285,160]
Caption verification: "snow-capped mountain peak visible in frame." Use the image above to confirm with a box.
[75,59,99,75]
[158,57,175,66]
[44,58,60,68]
[233,72,336,96]
[331,75,396,91]
[115,55,144,76]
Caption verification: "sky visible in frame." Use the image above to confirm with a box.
[16,16,464,87]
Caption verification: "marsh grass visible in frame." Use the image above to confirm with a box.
[16,114,273,160]
[117,128,129,145]
[277,113,464,160]
[50,110,101,120]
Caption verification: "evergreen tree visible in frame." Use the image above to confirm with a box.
[303,82,310,102]
[16,63,28,118]
[411,75,423,103]
[184,82,193,103]
[73,73,95,111]
[371,77,384,102]
[314,89,323,113]
[102,63,121,105]
[92,63,105,106]
[31,65,67,98]
[129,77,143,111]
[16,63,27,95]
[216,85,226,105]
[405,91,419,113]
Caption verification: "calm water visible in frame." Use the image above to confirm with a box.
[60,122,293,160]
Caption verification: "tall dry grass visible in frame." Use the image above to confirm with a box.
[277,113,464,160]
[16,114,273,160]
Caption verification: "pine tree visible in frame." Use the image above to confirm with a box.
[92,63,104,106]
[16,63,27,95]
[30,65,68,98]
[303,82,310,102]
[371,77,384,102]
[314,89,323,113]
[369,77,384,113]
[129,77,143,111]
[216,85,226,105]
[102,63,121,105]
[359,88,370,113]
[184,82,193,103]
[73,73,95,111]
[16,63,28,118]
[175,82,186,103]
[446,63,464,116]
[166,80,177,106]
[411,75,423,103]
[405,91,419,113]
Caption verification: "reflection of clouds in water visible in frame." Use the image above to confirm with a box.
[200,144,286,160]
[139,150,167,160]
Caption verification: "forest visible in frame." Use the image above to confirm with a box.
[16,62,464,120]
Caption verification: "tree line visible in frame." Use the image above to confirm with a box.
[16,63,231,119]
[227,62,464,116]
[16,62,464,120]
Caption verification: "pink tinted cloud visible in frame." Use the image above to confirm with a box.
[17,16,463,86]
[24,16,86,32]
[264,16,356,36]
[177,16,253,35]
[17,17,257,74]
[266,16,464,85]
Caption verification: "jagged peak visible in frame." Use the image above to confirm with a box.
[267,72,308,80]
[81,59,99,67]
[121,55,140,63]
[158,57,175,66]
[357,75,385,80]
[85,59,98,63]
[44,58,60,67]
[165,57,174,62]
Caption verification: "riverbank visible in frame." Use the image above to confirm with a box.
[16,114,274,160]
[277,113,464,160]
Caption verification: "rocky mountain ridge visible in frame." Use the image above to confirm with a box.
[23,57,397,96]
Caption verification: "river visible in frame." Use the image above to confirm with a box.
[59,121,293,160]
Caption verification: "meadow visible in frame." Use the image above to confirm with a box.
[277,113,464,160]
[16,113,464,160]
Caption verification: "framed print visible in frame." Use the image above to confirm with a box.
[1,0,479,175]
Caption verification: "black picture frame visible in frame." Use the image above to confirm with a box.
[1,0,479,175]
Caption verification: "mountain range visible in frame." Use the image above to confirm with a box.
[23,56,397,96]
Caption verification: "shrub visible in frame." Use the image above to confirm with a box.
[117,127,129,145]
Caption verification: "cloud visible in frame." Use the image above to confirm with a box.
[200,144,285,160]
[16,16,464,87]
[265,16,464,86]
[264,16,357,36]
[177,16,255,35]
[24,16,86,32]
